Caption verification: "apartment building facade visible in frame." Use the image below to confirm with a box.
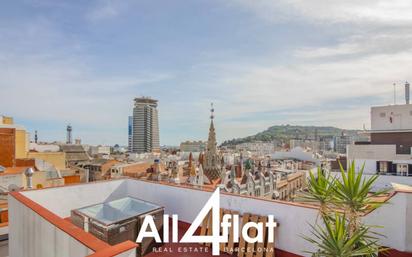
[348,103,412,177]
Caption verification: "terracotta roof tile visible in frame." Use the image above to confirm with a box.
[1,166,33,176]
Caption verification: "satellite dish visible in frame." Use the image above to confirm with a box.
[8,184,21,192]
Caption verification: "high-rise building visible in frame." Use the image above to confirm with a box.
[333,133,353,154]
[128,116,133,152]
[130,97,160,153]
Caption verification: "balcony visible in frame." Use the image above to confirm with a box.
[8,178,412,257]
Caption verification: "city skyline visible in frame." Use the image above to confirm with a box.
[2,2,412,257]
[2,0,412,145]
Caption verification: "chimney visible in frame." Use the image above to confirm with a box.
[406,81,410,104]
[24,167,34,189]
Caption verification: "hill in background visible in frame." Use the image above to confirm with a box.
[220,125,360,147]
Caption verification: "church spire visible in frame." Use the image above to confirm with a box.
[207,103,217,153]
[204,102,221,180]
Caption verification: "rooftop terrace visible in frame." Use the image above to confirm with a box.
[8,178,412,257]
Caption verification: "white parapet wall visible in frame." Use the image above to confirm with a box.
[124,179,412,255]
[8,178,412,256]
[8,180,137,257]
[20,179,127,218]
[125,179,320,256]
[8,195,94,257]
[363,191,412,252]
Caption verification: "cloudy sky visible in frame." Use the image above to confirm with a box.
[1,0,412,146]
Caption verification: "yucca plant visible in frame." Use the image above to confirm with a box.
[303,214,380,257]
[300,161,387,256]
[333,162,388,236]
[295,167,335,216]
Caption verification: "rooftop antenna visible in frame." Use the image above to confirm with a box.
[66,124,72,144]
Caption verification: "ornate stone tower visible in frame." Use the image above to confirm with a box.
[203,103,221,180]
[189,152,196,176]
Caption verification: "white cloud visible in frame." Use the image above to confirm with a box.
[3,0,412,145]
[295,32,412,59]
[206,40,412,142]
[0,60,169,125]
[230,0,412,25]
[0,18,171,144]
[201,0,412,143]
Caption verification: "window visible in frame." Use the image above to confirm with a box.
[380,112,386,118]
[397,164,408,176]
[379,161,388,173]
[410,110,412,116]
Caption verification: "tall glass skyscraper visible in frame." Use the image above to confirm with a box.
[130,97,160,153]
[128,116,133,152]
